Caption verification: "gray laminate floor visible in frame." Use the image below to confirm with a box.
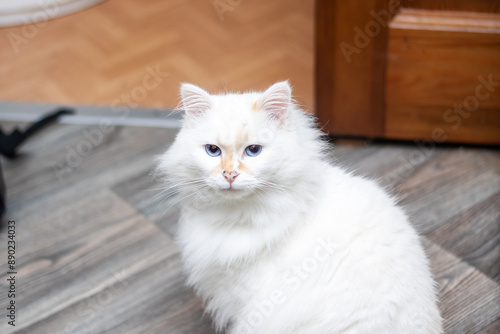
[0,117,499,334]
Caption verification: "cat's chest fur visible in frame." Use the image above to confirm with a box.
[175,167,441,333]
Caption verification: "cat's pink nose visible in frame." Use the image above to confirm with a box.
[222,171,239,183]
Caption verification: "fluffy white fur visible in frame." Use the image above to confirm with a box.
[157,81,443,334]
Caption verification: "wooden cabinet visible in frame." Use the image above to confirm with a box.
[315,0,500,145]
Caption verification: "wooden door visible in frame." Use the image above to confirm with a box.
[315,0,500,145]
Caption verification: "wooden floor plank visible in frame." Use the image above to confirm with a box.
[395,148,500,234]
[0,189,188,334]
[426,191,500,282]
[423,239,500,334]
[330,140,438,190]
[15,255,212,334]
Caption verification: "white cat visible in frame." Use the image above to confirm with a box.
[156,81,443,334]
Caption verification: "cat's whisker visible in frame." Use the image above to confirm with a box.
[257,181,289,196]
[144,180,205,193]
[156,184,212,220]
[147,180,209,220]
[149,179,208,203]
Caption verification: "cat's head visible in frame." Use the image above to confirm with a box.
[158,81,323,207]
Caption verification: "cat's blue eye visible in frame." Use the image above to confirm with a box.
[245,145,262,157]
[205,144,221,157]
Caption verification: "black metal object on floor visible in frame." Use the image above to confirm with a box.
[0,108,74,219]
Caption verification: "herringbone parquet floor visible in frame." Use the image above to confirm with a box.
[0,0,314,110]
[1,120,499,333]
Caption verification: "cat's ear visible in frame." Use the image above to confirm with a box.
[180,83,212,118]
[257,81,292,125]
